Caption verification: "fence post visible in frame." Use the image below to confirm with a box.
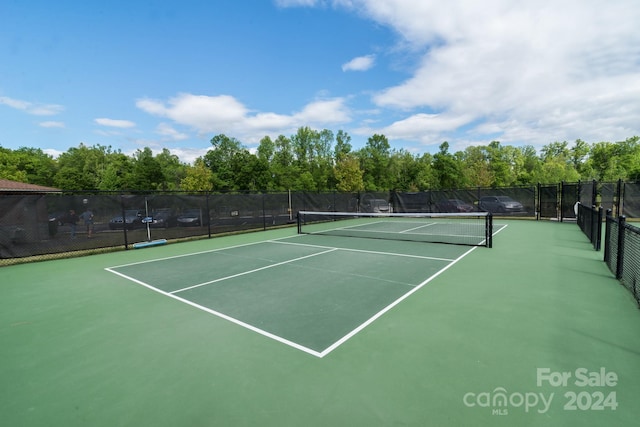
[120,194,129,250]
[604,209,612,263]
[536,183,540,221]
[205,193,211,238]
[595,207,603,251]
[616,179,622,216]
[560,181,564,223]
[262,193,266,231]
[616,215,626,280]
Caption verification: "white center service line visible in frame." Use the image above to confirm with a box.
[169,248,338,294]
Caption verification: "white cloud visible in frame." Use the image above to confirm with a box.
[156,123,189,141]
[43,148,64,158]
[274,0,321,7]
[318,0,640,149]
[137,93,351,144]
[0,96,64,116]
[39,121,65,128]
[294,98,351,124]
[94,118,136,128]
[166,147,210,165]
[136,93,248,134]
[342,55,375,72]
[354,112,474,144]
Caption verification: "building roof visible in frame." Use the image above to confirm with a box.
[0,179,61,193]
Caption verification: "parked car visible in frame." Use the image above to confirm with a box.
[177,209,208,226]
[362,199,391,213]
[479,196,524,213]
[149,208,178,228]
[435,199,475,213]
[108,209,144,230]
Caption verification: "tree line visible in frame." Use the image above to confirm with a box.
[1,128,639,192]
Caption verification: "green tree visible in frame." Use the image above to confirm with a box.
[516,145,540,184]
[414,153,437,190]
[315,129,335,191]
[230,149,270,192]
[616,136,640,180]
[296,171,316,191]
[8,147,57,186]
[257,136,275,164]
[0,146,28,182]
[129,147,164,191]
[534,157,580,183]
[97,152,134,191]
[155,148,186,191]
[432,142,464,189]
[271,135,298,191]
[486,141,518,187]
[461,146,493,187]
[54,143,110,190]
[588,137,640,181]
[334,155,364,192]
[203,134,243,191]
[291,126,316,168]
[536,141,580,183]
[181,158,213,192]
[570,139,591,178]
[334,130,352,163]
[358,134,391,191]
[290,127,335,191]
[388,149,427,191]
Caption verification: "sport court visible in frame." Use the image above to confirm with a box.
[2,217,640,427]
[106,213,501,357]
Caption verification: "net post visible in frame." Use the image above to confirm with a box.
[296,211,301,234]
[486,212,493,248]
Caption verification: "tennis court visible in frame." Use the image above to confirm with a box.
[2,217,640,426]
[106,213,500,357]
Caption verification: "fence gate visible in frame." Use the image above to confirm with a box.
[561,182,579,221]
[538,184,558,219]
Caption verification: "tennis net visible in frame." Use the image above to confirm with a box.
[297,211,493,247]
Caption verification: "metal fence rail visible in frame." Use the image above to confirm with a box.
[604,212,640,306]
[2,180,640,265]
[577,203,603,250]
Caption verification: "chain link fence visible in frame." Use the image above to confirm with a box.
[3,181,640,265]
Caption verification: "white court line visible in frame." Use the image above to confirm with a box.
[104,266,324,358]
[313,227,468,236]
[328,220,386,231]
[399,222,437,233]
[270,239,455,262]
[170,248,338,294]
[105,224,508,358]
[318,244,479,358]
[107,239,275,269]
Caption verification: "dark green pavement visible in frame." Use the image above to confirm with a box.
[1,220,639,426]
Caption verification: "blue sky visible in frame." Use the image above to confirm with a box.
[1,0,640,163]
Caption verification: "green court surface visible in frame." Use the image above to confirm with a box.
[1,220,640,426]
